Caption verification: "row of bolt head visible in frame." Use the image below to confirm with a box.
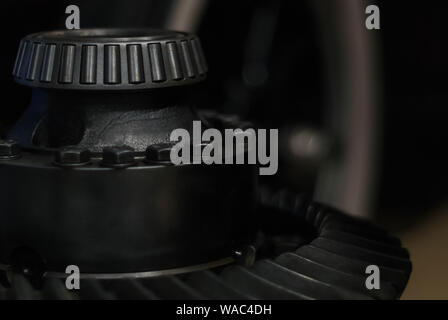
[2,139,248,167]
[0,139,175,167]
[55,143,176,168]
[0,139,21,159]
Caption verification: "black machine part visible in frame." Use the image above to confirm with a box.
[2,28,257,275]
[0,190,411,300]
[0,28,411,300]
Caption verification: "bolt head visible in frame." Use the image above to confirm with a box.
[54,146,91,166]
[145,143,176,163]
[0,139,21,159]
[102,146,135,168]
[234,245,256,267]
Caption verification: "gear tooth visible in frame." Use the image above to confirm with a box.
[80,45,97,84]
[39,44,57,83]
[148,43,166,82]
[166,42,183,80]
[58,44,76,84]
[179,40,196,79]
[191,38,207,75]
[126,44,145,84]
[16,41,32,79]
[25,42,44,81]
[12,40,26,77]
[104,45,121,84]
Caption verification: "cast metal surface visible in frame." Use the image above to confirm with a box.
[0,28,411,300]
[1,28,257,275]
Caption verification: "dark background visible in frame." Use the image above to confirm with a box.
[0,0,447,297]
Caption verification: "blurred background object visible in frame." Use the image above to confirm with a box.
[0,0,446,298]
